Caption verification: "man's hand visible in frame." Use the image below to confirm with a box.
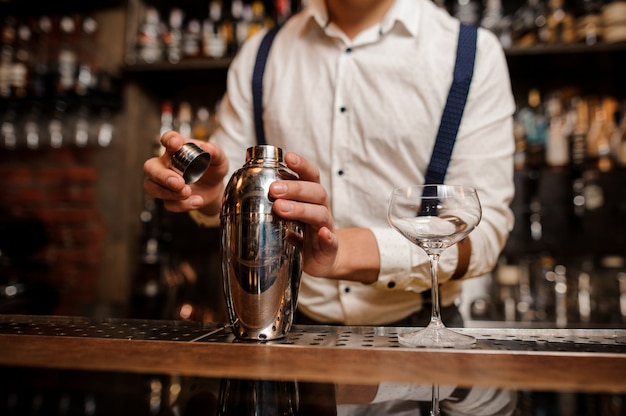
[142,131,229,214]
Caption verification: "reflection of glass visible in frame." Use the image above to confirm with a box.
[217,379,299,415]
[387,185,482,348]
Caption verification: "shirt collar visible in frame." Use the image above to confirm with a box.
[303,0,422,38]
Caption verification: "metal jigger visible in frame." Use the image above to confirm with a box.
[169,143,211,184]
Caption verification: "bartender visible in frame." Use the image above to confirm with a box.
[143,0,515,327]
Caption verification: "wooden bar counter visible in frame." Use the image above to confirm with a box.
[1,314,625,394]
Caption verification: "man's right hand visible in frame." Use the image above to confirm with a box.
[142,131,229,215]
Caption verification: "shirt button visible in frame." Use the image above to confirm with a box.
[346,47,352,53]
[387,281,396,289]
[337,170,344,176]
[344,287,351,293]
[339,106,347,113]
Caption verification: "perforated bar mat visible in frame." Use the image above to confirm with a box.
[1,315,625,354]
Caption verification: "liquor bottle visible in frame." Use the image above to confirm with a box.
[203,1,227,58]
[192,106,212,141]
[275,0,291,26]
[73,104,91,147]
[1,105,17,149]
[545,93,570,168]
[57,15,78,94]
[176,101,192,138]
[75,15,98,96]
[586,97,614,172]
[159,101,174,135]
[248,1,268,38]
[48,99,67,148]
[131,196,167,319]
[612,102,626,167]
[182,19,202,59]
[511,0,549,46]
[11,23,31,98]
[545,0,575,44]
[481,0,511,47]
[163,8,184,64]
[31,16,53,98]
[137,7,163,64]
[96,107,114,147]
[230,0,247,54]
[0,16,16,98]
[23,103,42,149]
[570,97,588,171]
[517,88,547,168]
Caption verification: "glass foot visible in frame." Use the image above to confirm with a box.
[398,321,475,348]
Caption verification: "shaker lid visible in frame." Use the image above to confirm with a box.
[246,145,284,164]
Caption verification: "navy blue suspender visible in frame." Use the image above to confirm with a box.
[424,23,477,184]
[251,25,282,146]
[251,23,478,183]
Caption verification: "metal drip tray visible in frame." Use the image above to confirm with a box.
[1,315,625,354]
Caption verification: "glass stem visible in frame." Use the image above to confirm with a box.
[428,253,443,327]
[430,384,440,416]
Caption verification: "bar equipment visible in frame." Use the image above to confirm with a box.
[220,145,303,340]
[387,185,482,348]
[169,142,211,184]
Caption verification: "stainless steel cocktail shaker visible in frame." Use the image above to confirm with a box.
[220,145,303,340]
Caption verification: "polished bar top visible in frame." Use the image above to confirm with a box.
[0,315,625,394]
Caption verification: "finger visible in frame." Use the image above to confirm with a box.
[283,152,321,183]
[269,180,328,206]
[272,199,334,231]
[143,177,191,200]
[160,130,186,153]
[162,195,205,213]
[143,157,187,192]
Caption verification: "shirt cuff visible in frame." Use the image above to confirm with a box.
[369,227,459,292]
[369,227,428,292]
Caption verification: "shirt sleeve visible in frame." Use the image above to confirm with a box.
[369,226,461,292]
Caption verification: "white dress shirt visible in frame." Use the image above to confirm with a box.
[211,0,516,325]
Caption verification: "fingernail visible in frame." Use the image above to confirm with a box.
[287,152,301,166]
[272,182,287,195]
[166,176,181,188]
[189,196,203,208]
[279,200,294,212]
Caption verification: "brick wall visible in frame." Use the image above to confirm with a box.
[0,148,105,315]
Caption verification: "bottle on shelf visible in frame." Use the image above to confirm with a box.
[136,7,163,64]
[545,0,575,44]
[75,15,98,96]
[192,106,212,141]
[203,1,227,58]
[56,15,78,94]
[517,88,548,169]
[31,16,53,98]
[11,22,31,99]
[481,0,512,48]
[163,8,184,64]
[48,99,67,149]
[175,101,192,138]
[0,16,17,98]
[182,19,202,60]
[96,107,114,147]
[0,105,17,149]
[545,92,570,169]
